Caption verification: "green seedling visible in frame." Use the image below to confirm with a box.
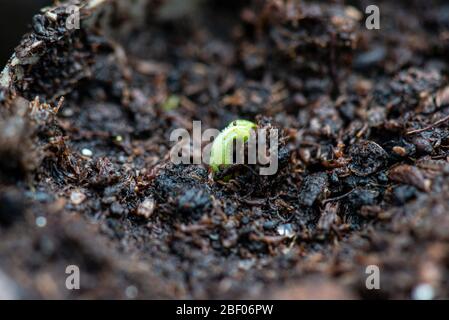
[162,95,180,111]
[209,119,257,173]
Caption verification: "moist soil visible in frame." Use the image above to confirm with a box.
[1,0,449,299]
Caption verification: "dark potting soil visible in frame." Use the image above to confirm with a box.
[1,0,449,299]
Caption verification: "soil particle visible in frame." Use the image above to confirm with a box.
[0,189,26,227]
[388,164,431,192]
[70,190,86,205]
[348,141,388,177]
[298,172,329,207]
[136,197,156,219]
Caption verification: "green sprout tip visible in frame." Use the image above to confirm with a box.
[209,119,257,173]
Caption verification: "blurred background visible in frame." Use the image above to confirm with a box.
[0,0,51,67]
